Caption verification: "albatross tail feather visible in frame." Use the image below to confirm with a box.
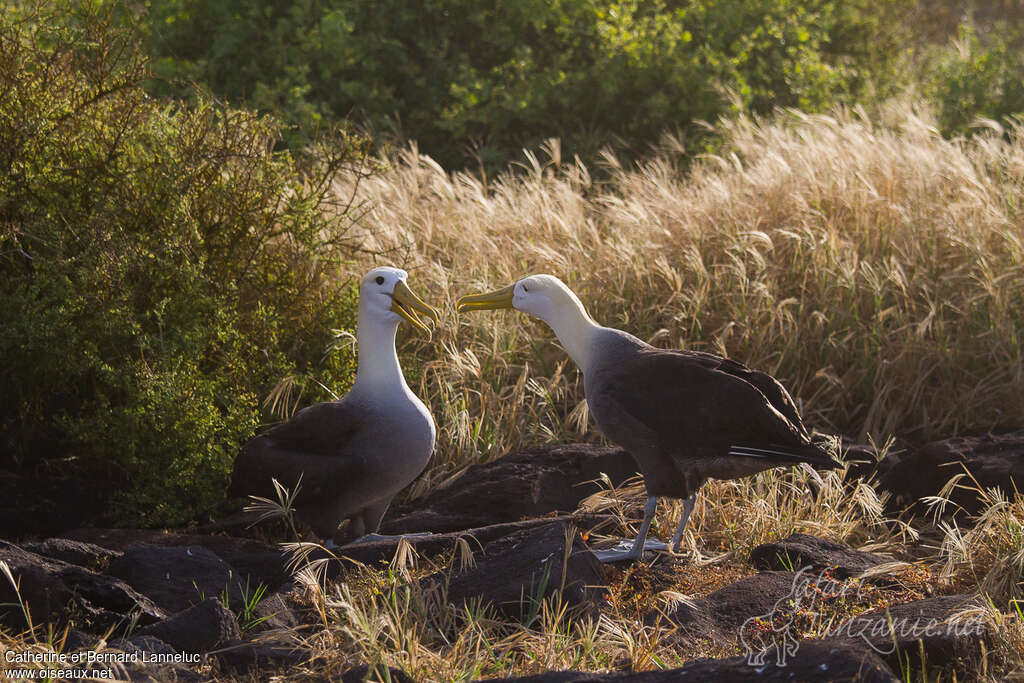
[728,443,841,469]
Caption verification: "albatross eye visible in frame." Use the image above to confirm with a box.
[375,276,385,285]
[522,285,529,292]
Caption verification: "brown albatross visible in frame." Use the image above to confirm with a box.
[230,267,439,547]
[457,274,839,562]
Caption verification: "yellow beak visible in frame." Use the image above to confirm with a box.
[456,283,516,313]
[391,279,440,334]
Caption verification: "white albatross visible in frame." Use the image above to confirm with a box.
[457,274,839,562]
[230,267,439,547]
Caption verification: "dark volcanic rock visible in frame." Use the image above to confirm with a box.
[0,540,165,631]
[249,589,301,631]
[106,544,247,614]
[657,571,803,646]
[110,634,178,659]
[381,444,639,534]
[877,430,1024,515]
[484,640,897,682]
[21,538,123,570]
[824,594,990,671]
[213,639,314,673]
[750,533,895,578]
[122,664,203,683]
[340,665,417,682]
[66,528,289,591]
[434,521,603,618]
[333,517,581,567]
[138,598,241,653]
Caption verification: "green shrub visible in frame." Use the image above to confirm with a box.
[922,21,1024,137]
[0,0,366,526]
[144,0,911,169]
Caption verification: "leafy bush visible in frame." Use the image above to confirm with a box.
[0,1,366,526]
[145,0,911,169]
[922,21,1024,137]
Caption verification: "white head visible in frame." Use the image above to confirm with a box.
[457,274,590,324]
[359,266,438,333]
[457,273,598,370]
[512,274,590,326]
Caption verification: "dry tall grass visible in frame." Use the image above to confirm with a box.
[333,103,1024,490]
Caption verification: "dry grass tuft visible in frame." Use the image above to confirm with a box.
[931,473,1024,606]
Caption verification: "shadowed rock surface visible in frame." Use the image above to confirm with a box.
[381,445,639,534]
[106,544,248,614]
[340,666,417,682]
[331,516,588,567]
[750,533,897,578]
[824,594,990,671]
[0,540,165,631]
[213,639,315,673]
[20,538,123,570]
[433,520,604,618]
[876,430,1024,515]
[484,640,899,682]
[66,528,290,590]
[655,571,804,646]
[138,597,241,653]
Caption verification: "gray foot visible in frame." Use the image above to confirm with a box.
[592,538,670,563]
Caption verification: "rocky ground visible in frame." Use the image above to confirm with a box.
[1,434,1023,681]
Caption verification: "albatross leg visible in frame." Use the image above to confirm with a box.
[593,496,668,562]
[669,492,697,553]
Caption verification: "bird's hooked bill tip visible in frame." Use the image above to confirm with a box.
[391,279,440,332]
[456,283,516,313]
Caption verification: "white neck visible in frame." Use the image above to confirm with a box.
[540,291,601,375]
[350,304,408,397]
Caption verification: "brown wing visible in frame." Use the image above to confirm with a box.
[677,350,811,440]
[589,348,811,458]
[228,400,368,504]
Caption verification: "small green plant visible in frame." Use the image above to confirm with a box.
[233,577,272,633]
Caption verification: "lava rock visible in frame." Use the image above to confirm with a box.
[750,534,896,578]
[657,571,804,646]
[382,444,640,534]
[824,594,990,672]
[340,665,417,682]
[138,597,241,654]
[21,538,122,570]
[877,430,1024,515]
[484,640,897,681]
[333,517,582,567]
[106,544,247,614]
[66,528,290,591]
[248,589,301,631]
[212,638,314,673]
[110,634,178,658]
[433,520,603,618]
[0,540,165,631]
